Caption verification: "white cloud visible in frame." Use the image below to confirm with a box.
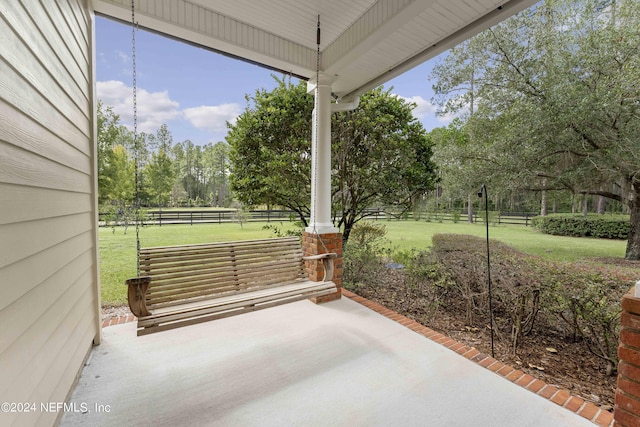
[396,95,437,119]
[116,50,130,63]
[97,80,181,133]
[436,111,458,123]
[183,104,242,132]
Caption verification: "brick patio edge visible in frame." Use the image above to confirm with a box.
[341,288,614,427]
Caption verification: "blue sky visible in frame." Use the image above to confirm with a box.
[95,16,452,146]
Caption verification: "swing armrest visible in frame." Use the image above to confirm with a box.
[303,253,337,282]
[125,276,152,318]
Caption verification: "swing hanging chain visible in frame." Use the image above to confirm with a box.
[312,15,329,255]
[131,0,141,277]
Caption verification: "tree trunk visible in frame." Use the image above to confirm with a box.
[597,195,606,214]
[540,178,547,216]
[626,182,640,260]
[342,225,352,246]
[468,193,474,223]
[582,194,589,217]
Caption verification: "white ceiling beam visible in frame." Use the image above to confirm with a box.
[93,0,317,78]
[322,0,426,75]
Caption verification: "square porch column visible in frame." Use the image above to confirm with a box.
[304,73,341,303]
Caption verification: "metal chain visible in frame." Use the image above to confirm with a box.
[131,0,140,276]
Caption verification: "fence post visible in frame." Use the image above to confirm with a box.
[190,212,193,226]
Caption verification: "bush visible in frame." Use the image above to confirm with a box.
[430,234,547,351]
[427,234,633,368]
[343,221,389,290]
[532,214,630,239]
[542,262,631,373]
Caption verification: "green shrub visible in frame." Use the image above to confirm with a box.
[532,214,629,239]
[343,221,389,290]
[543,261,631,374]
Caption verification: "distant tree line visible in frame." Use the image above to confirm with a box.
[97,101,231,210]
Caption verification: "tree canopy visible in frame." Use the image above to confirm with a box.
[430,0,640,259]
[227,77,438,242]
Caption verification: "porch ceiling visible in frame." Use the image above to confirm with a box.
[93,0,537,100]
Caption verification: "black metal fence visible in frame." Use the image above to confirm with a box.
[98,208,536,227]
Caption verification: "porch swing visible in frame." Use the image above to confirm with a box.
[124,2,337,336]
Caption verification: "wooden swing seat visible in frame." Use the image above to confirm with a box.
[125,236,337,336]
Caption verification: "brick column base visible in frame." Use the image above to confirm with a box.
[302,231,342,304]
[615,288,640,426]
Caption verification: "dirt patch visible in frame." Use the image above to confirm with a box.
[348,266,622,410]
[101,304,131,321]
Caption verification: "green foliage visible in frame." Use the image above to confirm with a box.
[262,221,304,238]
[97,102,136,206]
[232,207,250,229]
[430,0,640,259]
[98,98,233,209]
[332,88,438,241]
[343,221,390,289]
[541,261,630,373]
[146,149,175,206]
[532,214,630,239]
[227,77,313,224]
[227,77,438,243]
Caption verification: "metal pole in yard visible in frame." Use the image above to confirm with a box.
[478,184,495,358]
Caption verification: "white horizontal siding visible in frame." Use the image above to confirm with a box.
[0,0,99,426]
[0,232,95,312]
[0,184,93,226]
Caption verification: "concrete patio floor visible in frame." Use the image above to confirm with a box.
[61,297,597,427]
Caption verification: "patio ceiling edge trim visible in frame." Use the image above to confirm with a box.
[341,0,538,100]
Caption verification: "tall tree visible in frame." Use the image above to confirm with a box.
[431,0,640,259]
[227,77,437,242]
[332,87,438,241]
[97,101,124,204]
[108,144,135,205]
[203,142,230,206]
[145,149,175,207]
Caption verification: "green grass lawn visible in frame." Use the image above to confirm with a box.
[382,220,626,260]
[99,220,628,306]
